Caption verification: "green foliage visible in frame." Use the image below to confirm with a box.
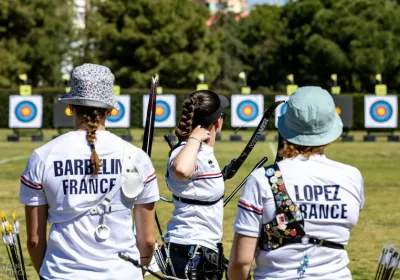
[239,4,288,92]
[238,0,400,92]
[3,0,400,93]
[80,0,220,89]
[210,13,249,91]
[0,0,75,87]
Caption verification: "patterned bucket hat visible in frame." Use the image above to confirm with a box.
[58,63,119,110]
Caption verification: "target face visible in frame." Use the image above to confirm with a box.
[142,94,176,128]
[231,94,264,128]
[155,101,170,122]
[15,101,37,122]
[9,95,43,128]
[364,95,398,128]
[107,101,125,122]
[105,95,131,128]
[274,95,289,128]
[237,100,258,121]
[370,101,392,122]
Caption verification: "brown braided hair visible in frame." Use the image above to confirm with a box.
[279,139,327,159]
[175,90,221,142]
[72,105,108,175]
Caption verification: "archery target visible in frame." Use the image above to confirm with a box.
[364,95,398,128]
[237,101,258,121]
[155,101,170,122]
[142,94,176,128]
[53,97,74,128]
[9,95,43,128]
[106,95,131,128]
[370,101,392,122]
[274,95,289,128]
[231,94,264,128]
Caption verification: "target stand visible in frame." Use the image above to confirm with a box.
[363,95,398,142]
[7,128,44,142]
[331,96,355,142]
[230,133,242,142]
[52,97,74,139]
[110,128,133,142]
[363,129,400,142]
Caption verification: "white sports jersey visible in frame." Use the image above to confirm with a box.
[20,130,159,280]
[164,143,224,251]
[234,155,364,280]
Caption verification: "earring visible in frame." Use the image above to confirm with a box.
[70,109,73,115]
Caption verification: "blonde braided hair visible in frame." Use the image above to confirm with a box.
[73,105,107,175]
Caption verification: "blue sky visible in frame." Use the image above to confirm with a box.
[248,0,288,7]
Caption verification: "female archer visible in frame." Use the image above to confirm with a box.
[164,90,229,280]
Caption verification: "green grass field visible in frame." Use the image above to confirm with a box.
[0,128,399,280]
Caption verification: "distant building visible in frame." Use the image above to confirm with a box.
[74,0,86,29]
[195,0,249,25]
[62,0,86,76]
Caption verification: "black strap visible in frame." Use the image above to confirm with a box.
[282,237,344,250]
[172,194,223,206]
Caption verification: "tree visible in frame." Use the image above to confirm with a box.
[210,12,249,91]
[313,0,400,92]
[280,0,400,92]
[0,0,75,87]
[239,4,288,91]
[81,0,221,89]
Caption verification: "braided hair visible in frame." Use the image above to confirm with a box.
[175,90,221,142]
[73,105,108,175]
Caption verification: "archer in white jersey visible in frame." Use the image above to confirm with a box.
[163,90,229,280]
[228,86,364,280]
[20,64,159,280]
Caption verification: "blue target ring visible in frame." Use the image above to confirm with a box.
[370,101,392,122]
[281,103,287,115]
[155,101,170,122]
[15,101,37,122]
[107,101,125,122]
[237,100,258,121]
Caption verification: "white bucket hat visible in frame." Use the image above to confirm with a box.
[58,63,119,110]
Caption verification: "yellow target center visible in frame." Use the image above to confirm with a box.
[156,106,164,116]
[243,107,253,116]
[335,107,341,115]
[377,107,386,116]
[21,107,31,116]
[110,109,119,117]
[65,107,73,116]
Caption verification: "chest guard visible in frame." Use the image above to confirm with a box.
[258,163,306,251]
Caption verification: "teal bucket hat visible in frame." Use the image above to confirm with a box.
[277,86,343,146]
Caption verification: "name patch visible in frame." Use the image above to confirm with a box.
[294,184,348,219]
